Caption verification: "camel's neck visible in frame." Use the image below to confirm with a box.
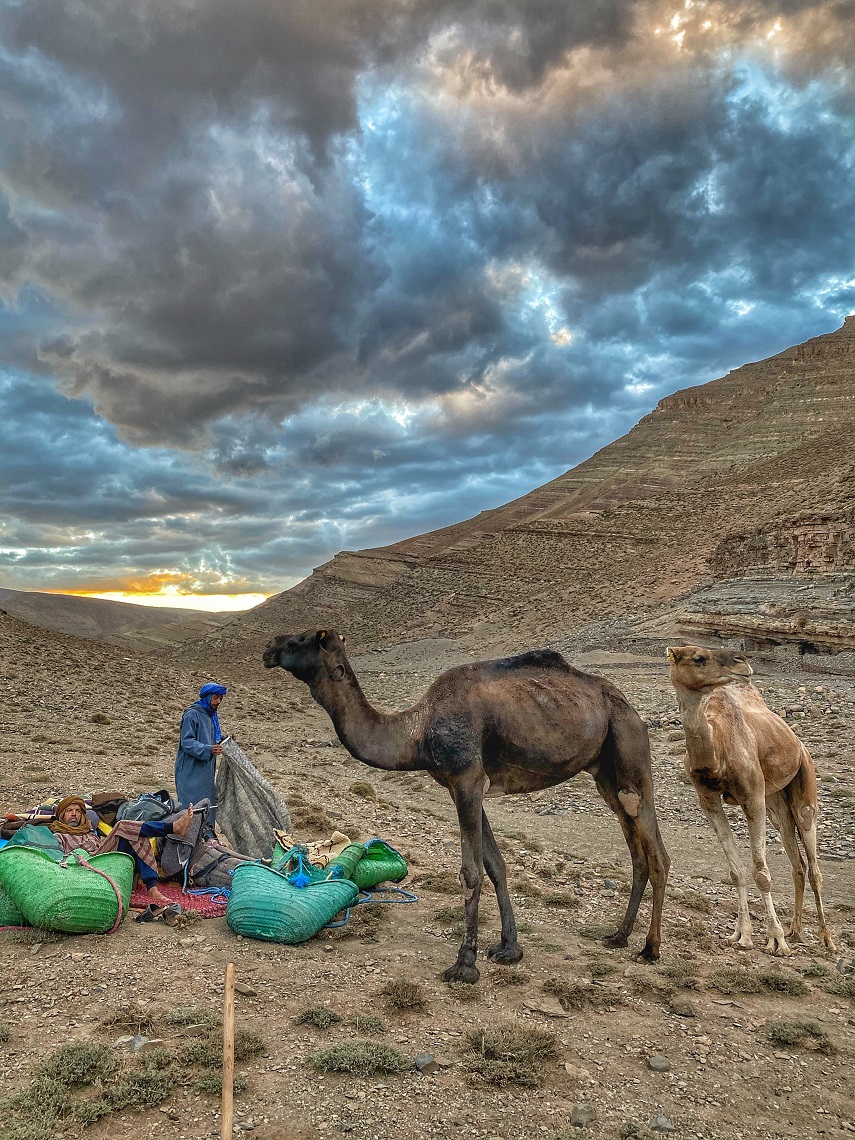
[673,683,720,771]
[308,668,423,772]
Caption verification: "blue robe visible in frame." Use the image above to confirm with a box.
[175,701,220,824]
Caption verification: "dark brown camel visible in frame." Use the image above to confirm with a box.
[263,630,670,983]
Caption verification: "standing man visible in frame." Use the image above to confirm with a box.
[175,682,228,827]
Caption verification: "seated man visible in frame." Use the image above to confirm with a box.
[50,794,193,906]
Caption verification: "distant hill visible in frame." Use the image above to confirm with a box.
[0,589,229,652]
[192,316,855,671]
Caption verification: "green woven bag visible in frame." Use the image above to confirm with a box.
[0,846,134,934]
[0,881,27,927]
[325,843,365,880]
[226,861,358,944]
[351,839,408,890]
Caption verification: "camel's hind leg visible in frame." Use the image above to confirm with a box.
[744,796,791,956]
[481,810,523,965]
[786,756,836,951]
[596,696,670,960]
[766,791,806,942]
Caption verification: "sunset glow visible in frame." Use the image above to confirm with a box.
[59,589,270,612]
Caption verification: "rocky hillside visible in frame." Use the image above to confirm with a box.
[0,588,228,652]
[194,317,855,666]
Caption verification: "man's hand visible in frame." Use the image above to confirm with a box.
[211,743,223,756]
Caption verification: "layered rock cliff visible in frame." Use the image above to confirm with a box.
[202,317,855,664]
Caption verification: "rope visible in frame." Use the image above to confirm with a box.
[186,886,231,901]
[323,885,418,930]
[64,853,125,934]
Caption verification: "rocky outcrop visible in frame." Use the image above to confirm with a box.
[194,316,855,665]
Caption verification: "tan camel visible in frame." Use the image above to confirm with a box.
[263,629,670,983]
[667,645,835,954]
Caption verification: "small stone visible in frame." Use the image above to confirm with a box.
[571,1102,597,1128]
[668,997,696,1018]
[234,982,257,996]
[647,1054,671,1073]
[603,879,618,891]
[650,1115,677,1133]
[565,1063,593,1082]
[135,1037,166,1054]
[414,1053,440,1074]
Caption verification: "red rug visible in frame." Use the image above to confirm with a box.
[130,881,228,918]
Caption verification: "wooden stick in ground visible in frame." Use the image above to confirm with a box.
[221,962,236,1140]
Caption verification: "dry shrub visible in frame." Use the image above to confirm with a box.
[631,972,675,1000]
[463,1021,559,1087]
[326,903,387,942]
[101,1002,157,1034]
[818,974,855,1001]
[380,978,428,1012]
[348,781,376,800]
[295,1005,342,1030]
[349,1014,387,1033]
[448,982,481,1003]
[542,889,579,908]
[490,965,531,987]
[763,1019,836,1054]
[660,959,700,988]
[543,976,624,1010]
[415,870,460,894]
[308,1041,411,1077]
[756,970,810,997]
[90,713,112,725]
[289,802,334,833]
[510,877,544,899]
[707,967,764,995]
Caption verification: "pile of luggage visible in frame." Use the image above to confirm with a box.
[226,838,410,944]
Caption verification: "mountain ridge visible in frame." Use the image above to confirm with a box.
[193,316,855,668]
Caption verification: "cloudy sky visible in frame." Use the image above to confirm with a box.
[2,0,854,610]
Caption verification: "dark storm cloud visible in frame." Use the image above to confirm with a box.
[2,0,855,596]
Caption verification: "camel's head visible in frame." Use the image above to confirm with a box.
[666,645,753,691]
[263,629,349,684]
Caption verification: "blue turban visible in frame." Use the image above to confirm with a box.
[199,683,228,700]
[199,682,227,742]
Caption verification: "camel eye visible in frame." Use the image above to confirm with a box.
[693,655,706,664]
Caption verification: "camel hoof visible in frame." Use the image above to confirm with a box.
[602,932,629,950]
[726,932,753,950]
[487,943,523,965]
[442,963,480,985]
[764,936,792,957]
[785,926,803,943]
[635,942,659,963]
[821,934,837,954]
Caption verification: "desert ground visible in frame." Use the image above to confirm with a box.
[0,612,853,1140]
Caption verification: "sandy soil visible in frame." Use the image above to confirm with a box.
[0,614,853,1140]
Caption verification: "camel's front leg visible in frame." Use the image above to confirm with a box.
[442,778,485,985]
[744,798,790,956]
[696,792,753,949]
[481,809,523,965]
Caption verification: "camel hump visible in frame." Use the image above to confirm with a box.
[486,648,572,674]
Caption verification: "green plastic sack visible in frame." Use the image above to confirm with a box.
[325,843,365,881]
[226,859,358,944]
[0,846,134,934]
[351,839,408,890]
[0,881,27,927]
